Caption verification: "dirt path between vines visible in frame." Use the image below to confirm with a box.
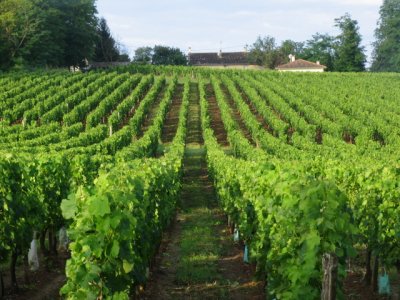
[142,81,264,299]
[2,253,67,300]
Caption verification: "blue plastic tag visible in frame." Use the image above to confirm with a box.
[378,273,391,295]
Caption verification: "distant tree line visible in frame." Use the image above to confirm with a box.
[133,46,187,66]
[250,2,400,72]
[1,0,399,72]
[0,0,129,71]
[248,13,366,72]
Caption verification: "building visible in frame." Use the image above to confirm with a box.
[276,55,326,72]
[88,61,130,69]
[188,50,262,69]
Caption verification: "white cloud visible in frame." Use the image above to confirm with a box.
[332,0,382,5]
[96,0,382,61]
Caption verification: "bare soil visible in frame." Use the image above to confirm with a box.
[161,84,183,143]
[138,83,167,136]
[219,83,256,146]
[236,84,273,134]
[205,84,229,147]
[2,252,67,300]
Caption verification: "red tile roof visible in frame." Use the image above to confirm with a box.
[276,59,326,70]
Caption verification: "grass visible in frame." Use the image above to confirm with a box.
[176,207,221,284]
[145,84,264,299]
[171,146,253,300]
[175,147,222,285]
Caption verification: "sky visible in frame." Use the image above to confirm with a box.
[96,0,383,64]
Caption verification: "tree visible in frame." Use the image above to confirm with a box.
[249,37,305,68]
[371,0,400,72]
[334,13,366,72]
[134,46,153,64]
[116,51,131,62]
[22,0,66,67]
[115,43,131,62]
[303,33,336,71]
[0,0,99,69]
[93,18,119,62]
[276,39,305,65]
[151,46,187,65]
[59,0,98,67]
[248,36,279,69]
[0,0,39,69]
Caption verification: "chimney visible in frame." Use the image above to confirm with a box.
[188,47,192,54]
[291,55,295,62]
[218,49,222,58]
[316,61,320,65]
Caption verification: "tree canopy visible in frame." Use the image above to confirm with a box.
[371,0,400,72]
[94,17,130,63]
[334,13,366,72]
[0,0,131,70]
[0,0,39,69]
[302,33,335,71]
[152,46,187,65]
[133,45,187,66]
[249,14,366,72]
[133,47,153,64]
[248,36,279,69]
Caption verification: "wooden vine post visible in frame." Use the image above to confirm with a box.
[321,253,338,300]
[0,270,4,298]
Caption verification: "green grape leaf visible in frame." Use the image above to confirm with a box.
[89,195,110,217]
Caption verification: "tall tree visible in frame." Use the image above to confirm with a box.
[23,0,66,67]
[303,33,336,71]
[93,18,119,62]
[59,0,98,67]
[334,13,366,72]
[371,0,400,72]
[151,46,187,65]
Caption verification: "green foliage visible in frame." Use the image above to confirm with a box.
[93,18,120,63]
[0,0,38,69]
[198,74,357,298]
[249,13,367,72]
[371,0,400,72]
[334,13,366,72]
[35,154,71,228]
[133,45,189,66]
[0,0,98,69]
[0,154,40,262]
[57,0,98,67]
[1,68,400,298]
[133,46,153,64]
[248,36,280,69]
[278,39,305,63]
[152,45,187,66]
[60,76,187,298]
[303,33,335,71]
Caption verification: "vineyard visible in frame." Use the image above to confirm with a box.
[0,66,399,299]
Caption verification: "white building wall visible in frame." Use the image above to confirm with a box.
[277,68,325,72]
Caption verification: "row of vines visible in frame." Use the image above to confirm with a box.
[0,67,399,299]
